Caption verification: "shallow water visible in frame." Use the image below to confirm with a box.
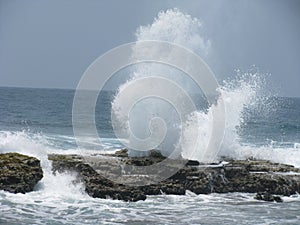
[1,190,300,225]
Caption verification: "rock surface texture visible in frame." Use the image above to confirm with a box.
[0,153,43,193]
[48,150,300,202]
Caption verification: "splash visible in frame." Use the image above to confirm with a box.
[0,131,86,197]
[181,70,300,166]
[0,130,50,167]
[136,8,210,57]
[112,9,212,157]
[181,71,265,161]
[111,9,299,164]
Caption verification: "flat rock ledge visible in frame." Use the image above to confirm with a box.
[48,150,300,202]
[0,153,43,193]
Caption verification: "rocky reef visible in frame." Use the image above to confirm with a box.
[0,153,43,193]
[2,151,298,202]
[48,149,300,202]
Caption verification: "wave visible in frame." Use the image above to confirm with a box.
[180,71,300,166]
[111,8,299,165]
[0,130,124,157]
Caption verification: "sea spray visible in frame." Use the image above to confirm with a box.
[0,130,50,168]
[181,71,266,161]
[0,131,86,197]
[181,70,300,166]
[136,8,210,57]
[112,9,212,158]
[111,9,295,163]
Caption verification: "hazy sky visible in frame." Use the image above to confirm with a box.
[0,0,299,97]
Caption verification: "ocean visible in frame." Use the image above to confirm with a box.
[0,86,299,225]
[1,8,300,225]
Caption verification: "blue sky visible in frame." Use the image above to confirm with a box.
[0,0,299,97]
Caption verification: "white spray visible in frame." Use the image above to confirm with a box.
[112,9,212,157]
[112,9,283,163]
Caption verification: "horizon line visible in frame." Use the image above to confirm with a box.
[0,85,299,99]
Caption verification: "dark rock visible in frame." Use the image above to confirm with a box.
[273,195,283,202]
[186,160,200,166]
[255,192,283,202]
[48,154,146,202]
[48,153,300,202]
[114,148,128,157]
[149,150,166,159]
[0,153,43,193]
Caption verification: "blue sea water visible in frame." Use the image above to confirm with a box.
[0,87,299,147]
[0,86,299,225]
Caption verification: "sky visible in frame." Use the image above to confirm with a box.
[0,0,299,97]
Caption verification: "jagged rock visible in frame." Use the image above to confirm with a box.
[255,192,283,202]
[48,154,146,202]
[0,153,43,193]
[48,152,300,202]
[114,148,128,157]
[149,150,166,159]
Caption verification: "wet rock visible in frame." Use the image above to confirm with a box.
[255,192,283,202]
[114,148,128,157]
[186,160,200,166]
[48,154,146,202]
[48,153,300,202]
[0,153,43,193]
[149,150,166,159]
